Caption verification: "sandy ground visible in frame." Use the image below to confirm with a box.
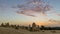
[0,27,60,34]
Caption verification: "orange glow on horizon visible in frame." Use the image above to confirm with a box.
[35,22,47,26]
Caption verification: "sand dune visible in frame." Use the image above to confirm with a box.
[0,27,60,34]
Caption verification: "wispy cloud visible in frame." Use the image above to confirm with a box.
[55,14,60,16]
[51,11,60,16]
[48,19,60,24]
[16,11,36,17]
[14,0,52,17]
[57,14,60,16]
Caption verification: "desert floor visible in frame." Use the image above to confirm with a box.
[0,27,60,34]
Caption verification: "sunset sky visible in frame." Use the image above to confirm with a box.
[0,0,60,27]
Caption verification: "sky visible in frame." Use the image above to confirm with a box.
[0,0,60,27]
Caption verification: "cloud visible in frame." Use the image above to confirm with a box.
[57,14,60,16]
[48,19,60,25]
[51,11,60,16]
[26,14,36,17]
[16,11,36,17]
[55,14,60,16]
[15,0,52,17]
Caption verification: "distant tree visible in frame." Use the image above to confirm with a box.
[5,22,10,27]
[1,23,4,27]
[32,22,36,31]
[17,25,20,28]
[24,26,28,30]
[15,26,19,30]
[40,25,45,30]
[14,25,16,27]
[28,24,31,31]
[32,22,36,28]
[10,25,14,28]
[37,25,39,29]
[21,26,25,29]
[48,27,52,30]
[15,25,20,29]
[29,24,31,28]
[37,25,40,31]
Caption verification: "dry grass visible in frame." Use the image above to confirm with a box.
[0,27,60,34]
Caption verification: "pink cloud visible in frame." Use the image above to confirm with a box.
[15,0,52,17]
[55,14,60,16]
